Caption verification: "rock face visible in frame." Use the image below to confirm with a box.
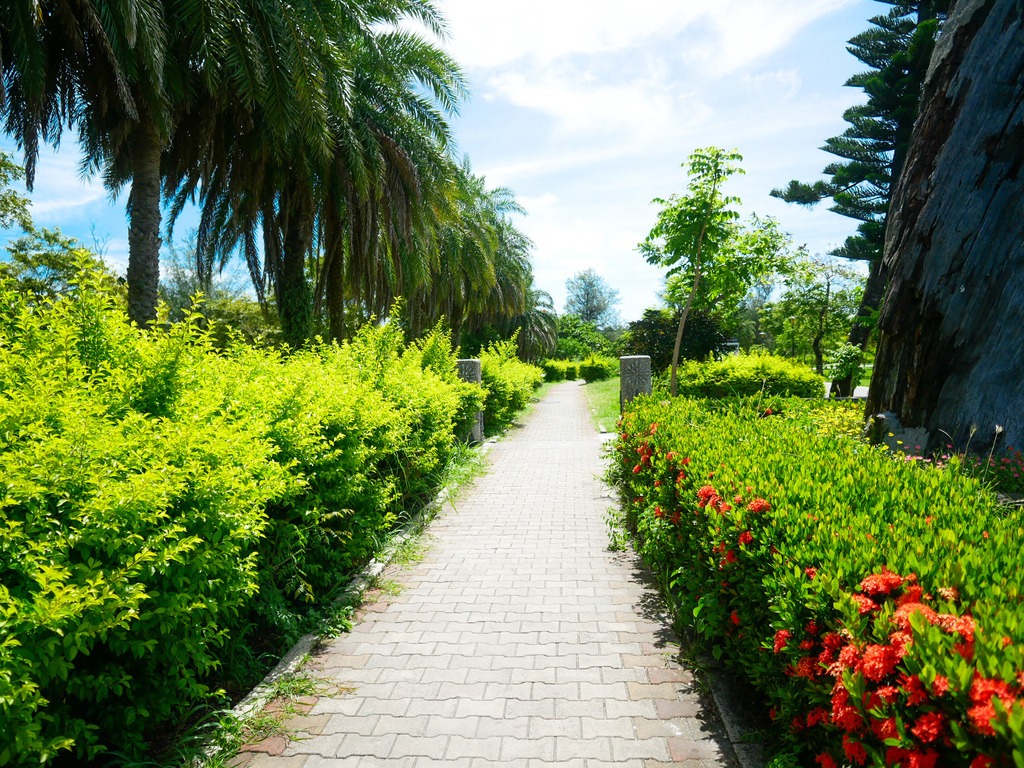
[867,0,1024,452]
[620,356,653,413]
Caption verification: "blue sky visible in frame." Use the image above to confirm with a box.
[1,0,877,323]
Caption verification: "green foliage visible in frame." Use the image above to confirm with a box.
[1,228,111,303]
[554,314,610,360]
[675,350,824,399]
[541,360,565,382]
[0,272,289,764]
[760,255,864,374]
[828,342,865,384]
[0,151,32,232]
[610,394,1024,766]
[479,337,543,433]
[578,355,616,384]
[0,271,501,764]
[622,308,728,372]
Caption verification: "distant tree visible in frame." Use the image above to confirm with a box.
[622,309,727,372]
[761,255,864,377]
[0,152,31,232]
[564,268,621,330]
[642,147,793,396]
[771,1,949,392]
[2,227,109,302]
[868,0,1024,450]
[554,314,610,360]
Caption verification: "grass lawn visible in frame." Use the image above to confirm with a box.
[582,376,620,432]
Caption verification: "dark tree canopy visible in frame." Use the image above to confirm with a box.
[564,268,621,329]
[622,309,727,373]
[867,0,1024,450]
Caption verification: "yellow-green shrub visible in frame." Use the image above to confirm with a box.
[676,350,824,398]
[480,338,543,433]
[0,278,487,764]
[578,355,616,383]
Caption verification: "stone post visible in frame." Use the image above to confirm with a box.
[457,358,485,444]
[620,356,652,413]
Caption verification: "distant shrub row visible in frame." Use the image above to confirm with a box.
[610,395,1024,767]
[0,271,537,765]
[542,355,617,384]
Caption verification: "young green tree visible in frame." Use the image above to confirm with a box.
[641,148,793,396]
[564,268,621,330]
[762,255,864,377]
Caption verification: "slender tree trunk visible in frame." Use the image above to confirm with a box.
[832,258,887,396]
[126,120,163,327]
[867,0,1024,449]
[278,185,315,348]
[669,181,719,397]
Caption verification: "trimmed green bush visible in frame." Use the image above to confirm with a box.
[609,396,1024,767]
[480,338,543,433]
[676,350,823,398]
[562,361,578,381]
[578,355,616,383]
[0,275,499,765]
[541,359,565,382]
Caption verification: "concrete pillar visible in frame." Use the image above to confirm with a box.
[457,358,485,444]
[620,356,652,412]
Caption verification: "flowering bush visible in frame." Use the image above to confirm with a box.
[609,395,1024,767]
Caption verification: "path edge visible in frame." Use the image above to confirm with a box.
[204,443,490,759]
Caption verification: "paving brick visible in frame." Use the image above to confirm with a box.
[242,382,728,767]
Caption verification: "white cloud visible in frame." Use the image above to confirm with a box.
[440,0,858,73]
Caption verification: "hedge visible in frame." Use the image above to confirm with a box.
[676,350,823,398]
[0,272,524,765]
[578,355,616,383]
[609,395,1024,768]
[480,338,543,433]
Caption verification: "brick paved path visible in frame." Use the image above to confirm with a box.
[239,381,733,768]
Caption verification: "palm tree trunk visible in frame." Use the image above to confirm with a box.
[279,185,314,348]
[127,121,163,327]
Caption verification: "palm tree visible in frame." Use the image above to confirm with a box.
[510,283,558,362]
[165,1,465,347]
[2,0,354,326]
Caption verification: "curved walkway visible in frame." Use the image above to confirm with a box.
[238,381,732,768]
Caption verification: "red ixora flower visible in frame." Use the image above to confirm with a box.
[968,673,1016,736]
[805,567,818,579]
[859,569,904,596]
[806,707,829,727]
[747,497,770,514]
[843,735,868,766]
[861,644,899,682]
[730,610,740,626]
[774,629,791,653]
[911,711,945,743]
[815,754,838,768]
[738,530,753,545]
[696,485,718,506]
[906,750,939,768]
[851,594,877,615]
[724,549,738,564]
[893,602,939,632]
